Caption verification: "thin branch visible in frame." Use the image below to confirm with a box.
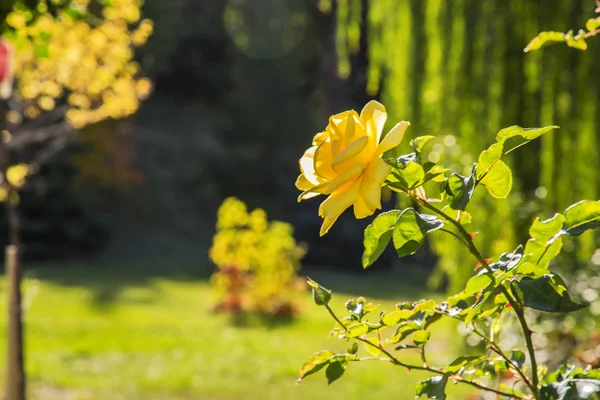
[30,132,74,169]
[472,324,535,393]
[420,347,429,368]
[439,228,469,247]
[323,304,523,399]
[416,198,541,399]
[7,121,73,150]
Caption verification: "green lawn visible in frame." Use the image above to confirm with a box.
[0,261,471,399]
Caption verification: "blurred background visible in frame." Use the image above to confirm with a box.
[0,0,599,399]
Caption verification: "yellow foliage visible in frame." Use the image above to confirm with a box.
[209,197,306,317]
[7,0,153,129]
[6,164,29,188]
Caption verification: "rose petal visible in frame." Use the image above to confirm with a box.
[353,195,374,219]
[318,179,361,236]
[332,136,368,168]
[360,158,392,210]
[295,174,314,191]
[344,113,355,144]
[375,121,410,156]
[360,100,387,144]
[325,164,363,193]
[312,130,329,146]
[314,141,337,180]
[299,146,322,185]
[298,182,328,202]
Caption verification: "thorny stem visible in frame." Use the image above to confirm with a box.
[416,199,541,399]
[324,304,523,399]
[471,323,536,394]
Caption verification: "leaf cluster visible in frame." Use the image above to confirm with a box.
[300,125,600,399]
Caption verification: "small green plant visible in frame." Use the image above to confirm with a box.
[296,101,600,399]
[524,0,600,52]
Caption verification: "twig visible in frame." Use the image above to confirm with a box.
[7,121,72,150]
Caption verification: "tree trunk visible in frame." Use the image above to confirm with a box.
[5,190,25,400]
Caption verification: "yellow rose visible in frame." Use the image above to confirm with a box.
[296,101,409,236]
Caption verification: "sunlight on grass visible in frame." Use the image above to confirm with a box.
[0,265,470,399]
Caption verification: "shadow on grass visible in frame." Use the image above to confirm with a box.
[17,237,440,308]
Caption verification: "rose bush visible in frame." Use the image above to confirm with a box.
[296,102,600,399]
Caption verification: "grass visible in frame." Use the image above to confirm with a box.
[0,259,471,399]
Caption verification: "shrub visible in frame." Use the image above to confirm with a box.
[209,197,306,319]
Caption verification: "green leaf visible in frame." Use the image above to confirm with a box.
[386,152,418,169]
[391,321,421,344]
[381,309,413,326]
[465,291,492,327]
[480,159,512,198]
[346,323,369,338]
[414,299,437,313]
[363,337,381,357]
[517,275,586,313]
[586,17,600,32]
[392,208,444,258]
[525,214,565,268]
[489,246,524,272]
[476,306,498,320]
[363,302,379,315]
[477,142,504,179]
[495,125,559,143]
[416,375,448,399]
[563,200,600,236]
[465,274,493,295]
[513,262,550,278]
[299,350,334,380]
[441,206,472,224]
[401,161,425,188]
[412,330,431,346]
[476,125,557,198]
[306,278,332,306]
[410,136,435,152]
[386,170,409,192]
[423,163,448,183]
[442,166,476,211]
[565,29,588,50]
[445,356,484,374]
[325,360,346,384]
[510,350,526,369]
[530,213,565,241]
[526,239,563,269]
[348,342,359,355]
[524,31,566,52]
[362,210,401,268]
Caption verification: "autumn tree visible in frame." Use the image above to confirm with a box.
[0,1,153,398]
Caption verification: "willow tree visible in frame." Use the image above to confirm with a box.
[0,1,152,398]
[326,0,600,291]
